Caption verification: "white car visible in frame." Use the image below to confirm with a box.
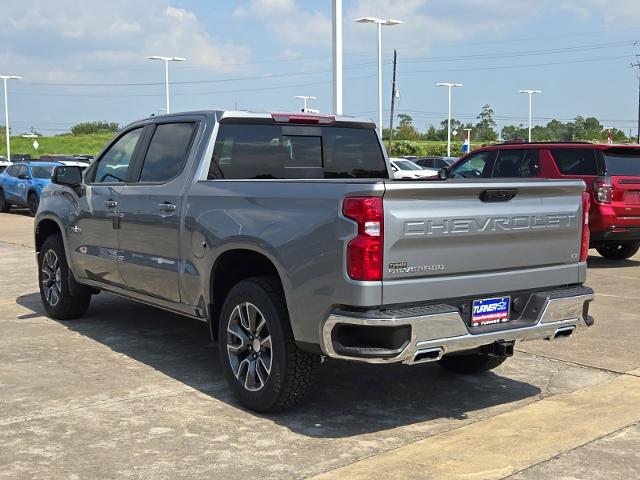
[0,159,11,174]
[389,158,439,179]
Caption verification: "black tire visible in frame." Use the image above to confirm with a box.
[28,192,39,217]
[596,242,640,260]
[439,351,509,375]
[218,276,319,412]
[38,234,91,320]
[0,189,10,212]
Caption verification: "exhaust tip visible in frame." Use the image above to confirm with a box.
[553,326,576,340]
[412,347,444,364]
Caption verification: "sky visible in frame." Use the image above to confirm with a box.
[0,0,639,136]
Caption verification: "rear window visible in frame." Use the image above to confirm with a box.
[551,149,599,175]
[208,124,388,180]
[603,151,640,176]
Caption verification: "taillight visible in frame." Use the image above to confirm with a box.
[271,113,335,125]
[593,178,612,204]
[580,192,590,262]
[342,197,383,281]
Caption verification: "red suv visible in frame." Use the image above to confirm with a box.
[450,142,640,260]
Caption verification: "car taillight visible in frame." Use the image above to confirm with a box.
[342,197,383,281]
[593,178,612,204]
[580,191,590,262]
[271,113,335,125]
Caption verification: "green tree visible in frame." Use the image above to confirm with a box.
[71,121,119,136]
[475,104,498,141]
[501,124,527,141]
[394,114,421,140]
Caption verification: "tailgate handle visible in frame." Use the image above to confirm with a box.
[480,189,517,203]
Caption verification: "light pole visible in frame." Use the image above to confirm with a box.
[332,0,343,115]
[354,17,402,136]
[436,82,462,157]
[294,95,317,113]
[518,89,541,142]
[1,75,21,161]
[147,56,186,114]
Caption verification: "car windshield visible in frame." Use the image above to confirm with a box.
[394,160,422,170]
[604,152,640,176]
[31,166,55,179]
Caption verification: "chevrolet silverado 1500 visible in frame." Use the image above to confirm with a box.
[35,111,594,412]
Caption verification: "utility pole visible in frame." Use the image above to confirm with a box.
[388,49,398,156]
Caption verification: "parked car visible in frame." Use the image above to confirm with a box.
[0,161,62,215]
[38,154,80,163]
[449,141,640,260]
[390,158,439,179]
[0,159,11,173]
[414,156,458,170]
[35,111,594,412]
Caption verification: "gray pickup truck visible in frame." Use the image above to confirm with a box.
[35,111,594,412]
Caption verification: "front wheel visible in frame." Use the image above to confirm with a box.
[28,192,39,217]
[38,234,91,319]
[218,276,319,412]
[0,190,10,212]
[596,242,640,260]
[439,351,509,374]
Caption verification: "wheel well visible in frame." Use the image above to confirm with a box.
[209,249,283,339]
[35,219,62,253]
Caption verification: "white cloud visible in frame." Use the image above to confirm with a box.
[0,0,251,83]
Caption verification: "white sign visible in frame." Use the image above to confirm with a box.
[32,140,39,150]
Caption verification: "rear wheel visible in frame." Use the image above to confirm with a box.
[218,276,319,412]
[28,192,39,216]
[38,234,91,319]
[0,190,10,212]
[439,351,509,375]
[596,242,640,260]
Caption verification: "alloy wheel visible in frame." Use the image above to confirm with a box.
[41,249,62,307]
[226,302,273,392]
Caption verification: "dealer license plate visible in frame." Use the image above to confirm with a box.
[471,296,510,327]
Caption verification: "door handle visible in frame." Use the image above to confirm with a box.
[157,202,177,212]
[104,200,118,208]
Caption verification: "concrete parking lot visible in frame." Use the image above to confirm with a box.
[1,211,639,480]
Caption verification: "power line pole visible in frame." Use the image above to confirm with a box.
[388,49,398,156]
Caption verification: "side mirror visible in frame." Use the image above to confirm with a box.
[18,174,29,180]
[52,165,83,187]
[438,167,449,180]
[391,165,398,172]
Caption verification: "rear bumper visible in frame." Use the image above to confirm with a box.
[590,226,640,244]
[321,286,594,364]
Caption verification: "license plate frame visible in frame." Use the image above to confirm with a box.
[471,296,511,327]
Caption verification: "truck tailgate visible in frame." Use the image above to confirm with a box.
[382,179,586,305]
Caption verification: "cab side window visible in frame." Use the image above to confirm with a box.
[451,151,496,178]
[93,128,143,183]
[138,123,197,183]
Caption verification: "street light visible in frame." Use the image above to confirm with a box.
[436,82,463,157]
[147,56,186,114]
[0,75,21,161]
[354,17,402,136]
[294,95,317,113]
[517,89,542,142]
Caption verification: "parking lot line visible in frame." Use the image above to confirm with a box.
[311,371,640,480]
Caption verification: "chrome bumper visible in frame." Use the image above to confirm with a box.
[321,289,594,365]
